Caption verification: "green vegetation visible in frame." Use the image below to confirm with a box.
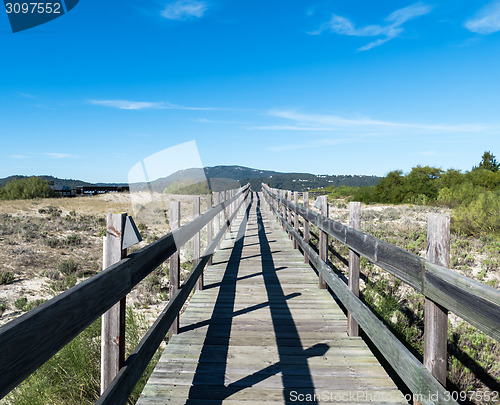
[5,307,161,405]
[0,177,55,200]
[315,151,500,238]
[0,271,15,285]
[163,180,210,195]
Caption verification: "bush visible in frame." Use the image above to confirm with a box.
[14,297,28,311]
[58,259,78,276]
[453,190,500,237]
[0,271,15,285]
[1,177,55,200]
[65,234,82,246]
[0,301,7,314]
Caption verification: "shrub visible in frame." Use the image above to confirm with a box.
[0,301,7,314]
[58,259,78,276]
[1,177,55,200]
[14,297,28,311]
[65,234,82,246]
[0,271,15,285]
[25,299,46,311]
[453,191,500,237]
[45,238,59,248]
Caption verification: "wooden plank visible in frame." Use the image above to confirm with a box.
[348,202,361,337]
[318,195,327,289]
[303,191,310,264]
[207,196,213,267]
[193,196,202,291]
[101,213,127,394]
[293,191,299,249]
[169,201,181,337]
[424,215,449,388]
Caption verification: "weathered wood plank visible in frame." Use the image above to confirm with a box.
[101,213,127,394]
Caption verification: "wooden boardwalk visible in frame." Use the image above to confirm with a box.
[137,193,406,404]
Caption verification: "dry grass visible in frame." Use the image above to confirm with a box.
[0,192,211,327]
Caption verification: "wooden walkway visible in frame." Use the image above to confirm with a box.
[137,193,406,404]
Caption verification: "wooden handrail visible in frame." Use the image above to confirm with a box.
[0,185,250,400]
[262,184,500,342]
[262,186,456,405]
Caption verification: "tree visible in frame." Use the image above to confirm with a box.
[474,151,499,172]
[0,177,55,200]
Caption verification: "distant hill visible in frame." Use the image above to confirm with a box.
[0,166,381,193]
[0,175,92,189]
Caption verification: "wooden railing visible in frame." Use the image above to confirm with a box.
[262,184,500,405]
[0,184,251,403]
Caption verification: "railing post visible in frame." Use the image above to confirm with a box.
[225,190,230,232]
[318,195,328,289]
[281,190,287,231]
[293,191,298,249]
[347,202,361,337]
[169,201,180,337]
[193,196,201,291]
[207,195,213,267]
[424,215,450,387]
[287,191,292,239]
[101,213,127,395]
[304,192,309,264]
[214,192,221,247]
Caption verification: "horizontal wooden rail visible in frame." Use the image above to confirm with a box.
[97,189,251,404]
[262,187,457,405]
[262,185,500,342]
[0,185,250,400]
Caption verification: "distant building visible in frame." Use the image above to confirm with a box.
[76,186,130,196]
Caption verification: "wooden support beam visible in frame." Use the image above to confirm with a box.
[348,202,361,337]
[318,195,328,289]
[214,192,221,247]
[304,192,310,264]
[207,196,213,267]
[193,196,201,291]
[293,191,299,249]
[424,215,450,387]
[101,213,127,395]
[169,201,180,338]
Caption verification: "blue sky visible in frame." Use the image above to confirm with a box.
[1,0,500,182]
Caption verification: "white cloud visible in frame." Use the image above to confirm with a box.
[311,2,432,51]
[465,1,500,34]
[161,0,208,21]
[88,99,165,110]
[44,153,76,159]
[10,154,30,159]
[88,99,214,111]
[263,110,490,133]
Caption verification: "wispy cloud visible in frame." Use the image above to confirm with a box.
[44,153,77,159]
[261,110,490,133]
[17,92,36,99]
[465,1,500,34]
[88,99,165,110]
[10,154,30,159]
[310,2,432,51]
[88,99,214,111]
[161,0,208,21]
